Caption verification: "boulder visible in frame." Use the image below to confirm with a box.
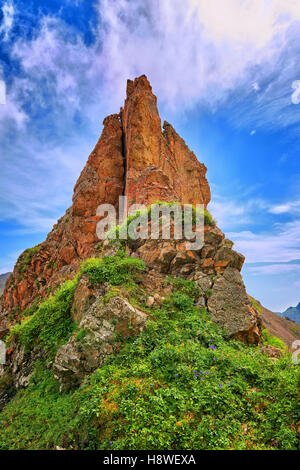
[207,268,261,344]
[52,297,148,389]
[214,246,245,272]
[260,345,283,359]
[71,276,97,323]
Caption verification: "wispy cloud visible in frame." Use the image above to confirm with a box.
[209,194,269,231]
[269,199,300,214]
[247,260,300,275]
[0,0,15,41]
[0,135,93,233]
[228,220,300,263]
[91,0,300,118]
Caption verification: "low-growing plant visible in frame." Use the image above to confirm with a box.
[80,251,145,286]
[166,276,200,300]
[8,279,78,355]
[105,201,215,243]
[17,245,41,274]
[75,328,87,343]
[261,329,287,352]
[251,297,263,314]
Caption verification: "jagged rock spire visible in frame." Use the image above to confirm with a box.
[0,75,211,316]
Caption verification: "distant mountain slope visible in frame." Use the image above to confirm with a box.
[0,273,11,296]
[253,299,300,349]
[280,303,300,325]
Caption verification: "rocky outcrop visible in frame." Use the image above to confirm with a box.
[71,113,125,258]
[0,74,264,350]
[126,222,261,344]
[53,295,148,389]
[122,76,210,206]
[207,268,261,344]
[0,75,210,319]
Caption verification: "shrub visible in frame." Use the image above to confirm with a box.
[17,246,41,274]
[0,364,78,450]
[166,276,200,300]
[80,251,145,286]
[105,202,215,243]
[8,279,78,355]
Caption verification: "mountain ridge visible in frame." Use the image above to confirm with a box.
[279,302,300,325]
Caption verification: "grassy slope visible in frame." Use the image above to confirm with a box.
[0,252,299,450]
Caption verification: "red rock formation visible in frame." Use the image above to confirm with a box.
[71,113,125,257]
[122,76,211,206]
[0,75,211,320]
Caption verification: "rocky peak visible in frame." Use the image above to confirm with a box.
[122,75,211,207]
[0,75,211,317]
[0,75,260,347]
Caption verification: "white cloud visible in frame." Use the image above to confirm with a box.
[90,0,300,113]
[0,79,5,104]
[191,0,300,47]
[269,199,300,214]
[228,220,300,263]
[209,194,269,231]
[0,84,27,130]
[250,130,256,136]
[0,0,15,41]
[291,80,300,104]
[247,262,300,276]
[3,1,300,133]
[0,135,93,233]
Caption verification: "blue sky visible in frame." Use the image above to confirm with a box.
[0,0,300,312]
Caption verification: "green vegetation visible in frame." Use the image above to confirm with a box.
[251,297,263,314]
[80,250,145,285]
[75,328,87,343]
[17,246,41,274]
[7,251,145,356]
[261,329,288,352]
[106,202,215,242]
[165,276,200,300]
[0,255,298,450]
[0,364,78,450]
[8,279,78,356]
